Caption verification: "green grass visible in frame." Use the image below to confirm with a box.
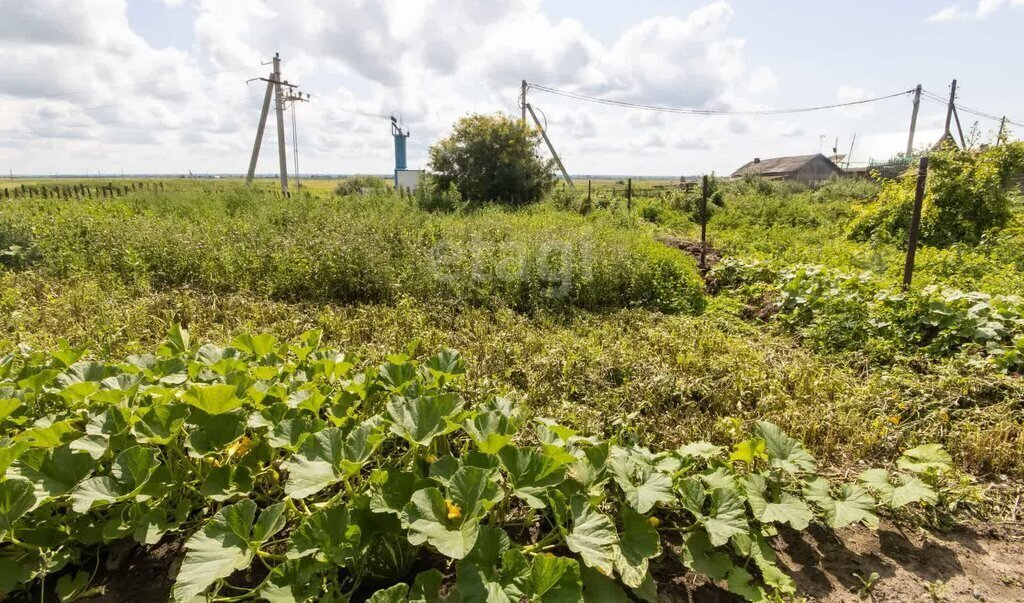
[0,185,704,314]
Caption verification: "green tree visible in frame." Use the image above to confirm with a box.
[428,113,556,207]
[849,142,1024,247]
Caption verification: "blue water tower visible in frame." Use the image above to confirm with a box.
[391,116,409,188]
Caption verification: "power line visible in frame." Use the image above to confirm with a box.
[922,89,1023,128]
[526,82,915,116]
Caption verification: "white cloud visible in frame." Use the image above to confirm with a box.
[0,0,928,176]
[927,0,1023,21]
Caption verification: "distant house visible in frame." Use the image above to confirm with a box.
[731,153,842,185]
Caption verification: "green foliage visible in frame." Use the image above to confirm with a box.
[714,258,1024,371]
[0,188,705,314]
[0,327,951,601]
[428,113,556,207]
[333,175,388,196]
[850,143,1024,247]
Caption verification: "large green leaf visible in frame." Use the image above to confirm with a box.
[71,446,158,513]
[614,508,661,588]
[743,473,812,530]
[133,403,190,445]
[0,478,36,531]
[566,495,618,576]
[858,468,937,509]
[172,500,257,602]
[8,445,95,504]
[619,469,674,515]
[370,470,422,517]
[0,440,31,476]
[259,557,323,603]
[449,466,504,518]
[499,446,566,509]
[182,384,243,415]
[816,483,878,529]
[387,394,464,447]
[680,529,732,581]
[404,487,480,559]
[186,412,246,457]
[755,421,816,474]
[0,398,22,423]
[701,488,748,547]
[283,421,385,499]
[465,411,516,455]
[896,444,952,473]
[288,505,361,566]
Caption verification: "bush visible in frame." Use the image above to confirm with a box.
[428,113,556,207]
[850,142,1024,247]
[334,175,388,196]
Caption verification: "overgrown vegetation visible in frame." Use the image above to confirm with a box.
[0,328,959,601]
[850,142,1024,247]
[0,188,704,314]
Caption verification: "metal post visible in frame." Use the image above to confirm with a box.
[700,175,708,270]
[943,79,957,140]
[525,103,574,189]
[906,85,921,157]
[903,157,929,289]
[273,54,289,196]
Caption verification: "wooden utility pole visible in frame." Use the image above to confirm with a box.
[943,79,957,141]
[700,175,709,270]
[525,103,574,189]
[906,85,922,156]
[626,178,632,212]
[903,157,929,289]
[521,80,527,124]
[997,116,1008,145]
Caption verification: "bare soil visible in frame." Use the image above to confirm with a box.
[657,521,1024,603]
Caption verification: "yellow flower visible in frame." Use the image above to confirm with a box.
[425,454,438,464]
[889,415,901,425]
[648,516,661,528]
[445,499,462,520]
[226,436,254,459]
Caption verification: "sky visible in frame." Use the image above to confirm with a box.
[0,0,1022,177]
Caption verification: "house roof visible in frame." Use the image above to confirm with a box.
[731,153,840,177]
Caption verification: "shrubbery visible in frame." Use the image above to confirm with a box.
[333,175,388,196]
[850,143,1024,247]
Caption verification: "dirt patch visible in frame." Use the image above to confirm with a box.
[658,236,721,271]
[658,520,1024,602]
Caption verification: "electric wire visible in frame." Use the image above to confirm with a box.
[921,89,1023,128]
[526,82,915,116]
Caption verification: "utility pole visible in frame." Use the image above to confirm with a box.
[997,116,1008,145]
[525,103,574,189]
[943,79,957,142]
[846,134,857,170]
[521,80,527,124]
[245,52,303,196]
[906,84,921,157]
[273,56,289,195]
